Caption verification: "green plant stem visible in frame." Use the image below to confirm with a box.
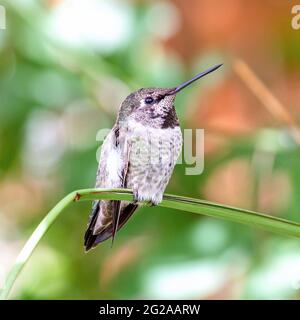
[1,188,300,300]
[0,191,76,300]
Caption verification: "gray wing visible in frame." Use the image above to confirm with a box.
[84,126,138,251]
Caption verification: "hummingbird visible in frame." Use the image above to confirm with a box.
[84,64,222,251]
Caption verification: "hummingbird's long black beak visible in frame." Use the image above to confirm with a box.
[168,63,222,95]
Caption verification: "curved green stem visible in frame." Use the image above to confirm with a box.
[0,191,77,300]
[1,188,300,300]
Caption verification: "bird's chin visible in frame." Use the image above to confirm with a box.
[163,93,176,104]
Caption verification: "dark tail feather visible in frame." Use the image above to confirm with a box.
[84,203,138,252]
[111,201,121,247]
[84,201,100,250]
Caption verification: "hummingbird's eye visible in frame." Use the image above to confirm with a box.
[145,97,154,104]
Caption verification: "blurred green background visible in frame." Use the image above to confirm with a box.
[1,0,300,299]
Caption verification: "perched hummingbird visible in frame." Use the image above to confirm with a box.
[84,64,222,251]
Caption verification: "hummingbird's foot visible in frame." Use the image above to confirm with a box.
[132,189,162,206]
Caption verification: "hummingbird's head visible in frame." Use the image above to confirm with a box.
[118,64,222,128]
[117,87,177,128]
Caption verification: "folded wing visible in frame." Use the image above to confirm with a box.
[84,126,138,251]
